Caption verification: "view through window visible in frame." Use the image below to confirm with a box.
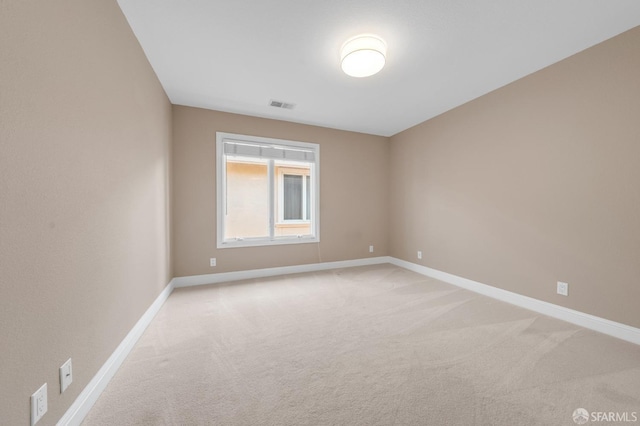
[216,132,319,248]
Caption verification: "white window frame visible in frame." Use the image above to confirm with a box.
[216,132,320,249]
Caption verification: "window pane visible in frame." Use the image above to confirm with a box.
[225,159,269,239]
[283,174,303,220]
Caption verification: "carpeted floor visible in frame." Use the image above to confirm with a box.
[82,264,640,425]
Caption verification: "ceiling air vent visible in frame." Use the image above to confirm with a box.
[269,99,296,110]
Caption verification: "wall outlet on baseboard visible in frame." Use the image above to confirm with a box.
[210,258,216,267]
[557,281,569,296]
[417,251,422,260]
[369,245,374,253]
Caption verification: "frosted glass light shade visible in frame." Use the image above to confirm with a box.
[340,35,387,78]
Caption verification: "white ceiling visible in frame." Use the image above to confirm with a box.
[117,0,640,137]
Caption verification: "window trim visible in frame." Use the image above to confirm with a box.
[216,132,320,249]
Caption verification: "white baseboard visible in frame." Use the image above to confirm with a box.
[173,256,392,288]
[388,257,640,346]
[57,279,176,426]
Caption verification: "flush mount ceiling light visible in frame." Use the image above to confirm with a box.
[340,34,387,78]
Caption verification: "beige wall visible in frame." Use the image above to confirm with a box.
[390,26,640,328]
[0,1,172,424]
[172,106,389,276]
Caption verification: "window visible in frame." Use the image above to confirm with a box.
[216,132,319,248]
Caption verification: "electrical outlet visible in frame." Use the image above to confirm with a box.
[557,281,569,296]
[60,358,72,393]
[417,251,422,260]
[210,258,216,267]
[31,383,47,425]
[369,245,374,253]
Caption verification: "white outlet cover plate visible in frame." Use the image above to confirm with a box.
[31,383,47,425]
[210,258,216,267]
[557,281,569,296]
[60,358,72,393]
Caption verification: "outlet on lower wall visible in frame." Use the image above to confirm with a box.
[557,281,569,296]
[31,383,47,425]
[60,358,72,393]
[417,251,422,260]
[369,245,374,253]
[210,258,216,267]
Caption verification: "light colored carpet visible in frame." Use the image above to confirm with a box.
[83,264,640,425]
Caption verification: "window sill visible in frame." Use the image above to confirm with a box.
[217,235,319,249]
